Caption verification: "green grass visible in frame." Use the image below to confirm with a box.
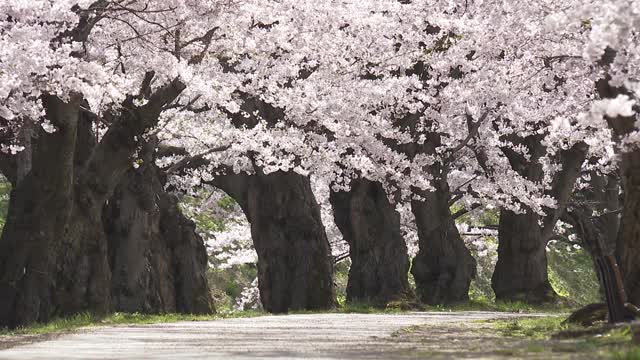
[489,315,634,343]
[337,302,409,314]
[423,298,572,313]
[491,316,568,339]
[292,297,569,316]
[0,310,264,337]
[487,315,640,358]
[612,347,640,360]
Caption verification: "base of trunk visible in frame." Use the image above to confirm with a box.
[105,163,214,315]
[491,210,558,304]
[213,170,335,313]
[330,179,411,306]
[411,193,476,304]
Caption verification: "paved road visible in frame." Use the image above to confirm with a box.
[0,312,542,360]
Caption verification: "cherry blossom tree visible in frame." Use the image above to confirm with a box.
[1,0,638,327]
[0,0,247,327]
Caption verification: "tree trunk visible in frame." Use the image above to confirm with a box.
[249,171,334,313]
[491,209,557,303]
[104,142,213,314]
[618,149,640,306]
[0,95,81,327]
[594,75,640,307]
[0,78,196,328]
[564,199,633,323]
[329,179,411,306]
[411,185,476,304]
[491,141,587,303]
[212,170,335,313]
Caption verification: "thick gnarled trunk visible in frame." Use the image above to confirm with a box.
[249,172,334,312]
[411,186,476,304]
[213,171,335,313]
[105,148,213,314]
[0,95,81,327]
[491,210,556,303]
[329,179,411,306]
[0,78,209,328]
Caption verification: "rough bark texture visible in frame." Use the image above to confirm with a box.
[619,150,640,305]
[212,170,335,313]
[411,182,476,305]
[391,108,477,305]
[207,93,334,312]
[329,179,411,306]
[104,143,213,314]
[491,209,557,303]
[0,77,213,328]
[0,95,80,327]
[491,140,587,303]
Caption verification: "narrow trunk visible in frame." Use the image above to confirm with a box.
[564,201,633,323]
[212,171,335,313]
[411,186,476,304]
[491,210,556,303]
[329,179,411,306]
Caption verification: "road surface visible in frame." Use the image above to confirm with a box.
[0,312,550,359]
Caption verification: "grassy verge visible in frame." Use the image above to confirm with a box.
[487,315,640,358]
[0,310,264,337]
[0,300,571,339]
[340,298,571,314]
[491,316,569,339]
[289,298,570,316]
[422,298,572,313]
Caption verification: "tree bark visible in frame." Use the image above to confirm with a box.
[212,170,335,313]
[491,141,587,303]
[618,150,640,305]
[0,95,81,327]
[47,79,188,319]
[411,182,476,304]
[0,77,205,328]
[104,142,213,314]
[564,194,633,323]
[491,209,557,303]
[329,179,411,306]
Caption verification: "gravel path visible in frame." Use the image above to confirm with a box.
[0,312,548,360]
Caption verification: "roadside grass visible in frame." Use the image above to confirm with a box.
[286,299,572,320]
[0,310,264,337]
[491,316,569,339]
[487,315,640,358]
[0,299,571,338]
[422,298,572,313]
[612,347,640,360]
[292,297,573,315]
